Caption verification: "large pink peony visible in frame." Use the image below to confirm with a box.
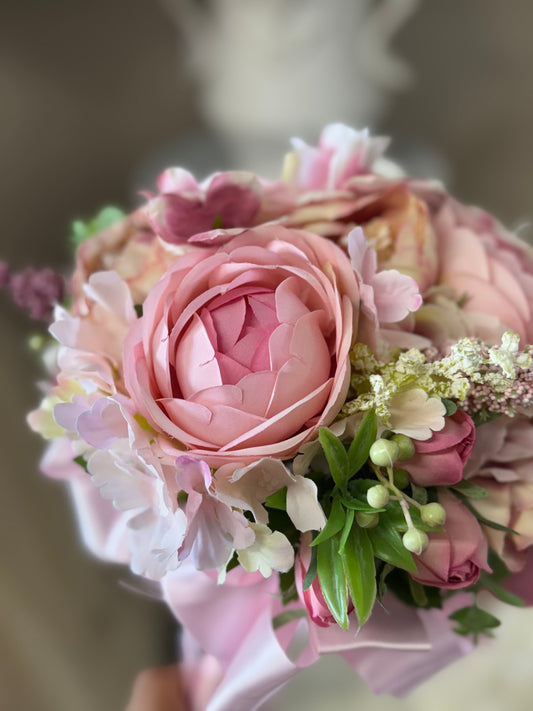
[123,225,358,465]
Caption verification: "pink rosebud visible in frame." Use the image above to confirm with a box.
[123,225,358,466]
[401,410,476,487]
[412,491,490,590]
[294,534,352,627]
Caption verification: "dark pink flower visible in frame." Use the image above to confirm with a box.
[412,491,490,590]
[401,410,476,487]
[145,168,291,245]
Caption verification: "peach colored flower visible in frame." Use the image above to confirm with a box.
[73,208,187,306]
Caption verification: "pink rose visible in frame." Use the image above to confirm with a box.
[412,491,490,590]
[465,415,533,572]
[282,125,533,348]
[400,410,476,487]
[123,225,358,466]
[294,533,352,627]
[431,198,533,345]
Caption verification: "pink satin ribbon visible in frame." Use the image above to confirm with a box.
[61,466,475,710]
[162,565,475,710]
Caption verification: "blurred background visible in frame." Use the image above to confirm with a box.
[2,1,533,709]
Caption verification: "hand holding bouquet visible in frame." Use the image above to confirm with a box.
[10,124,533,710]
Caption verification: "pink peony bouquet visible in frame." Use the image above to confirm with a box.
[9,123,533,710]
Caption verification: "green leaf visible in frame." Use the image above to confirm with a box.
[338,508,355,554]
[457,495,519,534]
[311,497,345,547]
[302,545,318,591]
[341,495,383,513]
[279,568,298,605]
[449,605,501,643]
[407,578,428,607]
[410,484,428,506]
[317,535,349,630]
[346,410,377,479]
[70,205,125,247]
[442,398,457,416]
[74,455,88,473]
[319,428,349,490]
[343,525,376,626]
[377,563,394,603]
[471,409,502,427]
[265,487,287,511]
[452,480,488,499]
[272,609,309,630]
[487,549,510,581]
[367,512,417,573]
[476,571,525,607]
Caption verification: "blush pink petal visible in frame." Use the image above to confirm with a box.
[371,269,422,323]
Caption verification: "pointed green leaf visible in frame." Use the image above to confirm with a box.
[442,398,457,416]
[477,571,525,607]
[265,487,287,510]
[319,427,349,489]
[452,480,488,499]
[347,410,377,479]
[338,508,355,554]
[341,495,382,513]
[368,513,417,573]
[311,497,345,547]
[343,525,376,626]
[70,206,125,246]
[410,484,428,506]
[272,609,309,630]
[458,495,519,534]
[302,544,318,591]
[449,605,500,642]
[317,535,349,630]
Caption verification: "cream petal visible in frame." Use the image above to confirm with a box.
[286,476,326,532]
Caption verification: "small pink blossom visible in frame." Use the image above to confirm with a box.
[284,123,389,191]
[348,227,422,336]
[175,456,254,572]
